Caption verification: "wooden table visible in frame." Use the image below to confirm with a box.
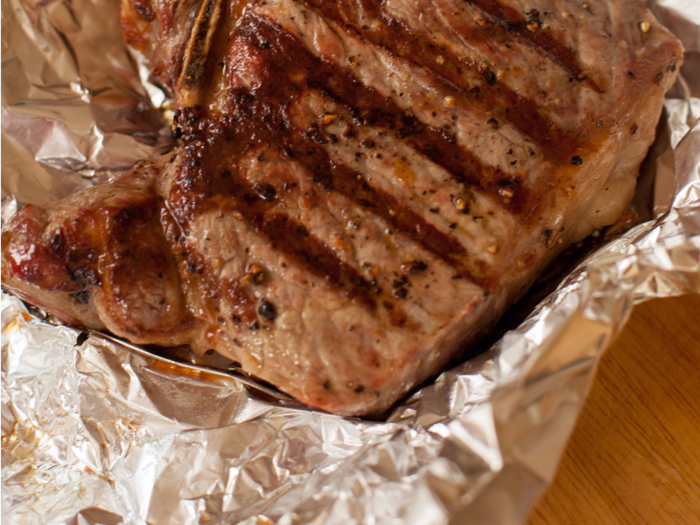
[527,294,700,525]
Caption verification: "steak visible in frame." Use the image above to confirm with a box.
[2,0,682,415]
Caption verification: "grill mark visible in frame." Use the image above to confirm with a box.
[237,14,527,212]
[230,13,483,284]
[160,203,259,323]
[296,0,579,154]
[280,123,472,276]
[260,213,378,308]
[170,146,379,309]
[456,0,603,92]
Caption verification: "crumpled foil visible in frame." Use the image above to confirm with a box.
[2,0,699,522]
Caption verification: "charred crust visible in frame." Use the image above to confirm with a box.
[179,105,205,130]
[49,231,64,254]
[485,70,497,86]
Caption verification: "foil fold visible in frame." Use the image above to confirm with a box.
[2,0,699,523]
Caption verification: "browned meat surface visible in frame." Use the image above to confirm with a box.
[2,0,682,415]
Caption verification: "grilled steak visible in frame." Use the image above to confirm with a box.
[2,0,682,415]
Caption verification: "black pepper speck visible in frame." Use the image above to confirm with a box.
[259,300,277,321]
[403,260,428,275]
[253,182,276,200]
[393,287,408,299]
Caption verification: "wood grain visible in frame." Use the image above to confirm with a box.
[527,293,700,525]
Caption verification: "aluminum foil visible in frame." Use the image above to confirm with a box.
[2,0,699,522]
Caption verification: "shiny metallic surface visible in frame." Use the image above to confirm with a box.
[2,0,699,523]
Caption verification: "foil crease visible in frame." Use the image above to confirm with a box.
[1,0,699,522]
